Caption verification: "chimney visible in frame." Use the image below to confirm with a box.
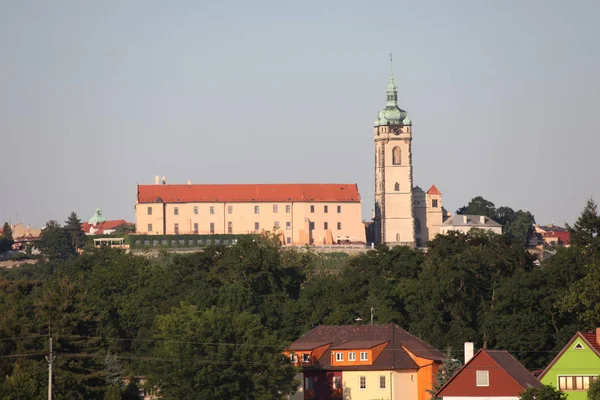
[187,180,191,185]
[155,175,160,185]
[162,176,166,185]
[462,215,467,224]
[480,216,486,224]
[596,328,600,345]
[464,342,474,364]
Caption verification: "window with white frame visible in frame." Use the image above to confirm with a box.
[290,353,298,362]
[476,370,489,387]
[147,223,153,232]
[305,377,314,390]
[254,205,260,214]
[348,352,356,361]
[359,376,366,390]
[209,206,215,214]
[273,204,278,213]
[360,352,368,361]
[193,206,198,214]
[286,221,291,230]
[379,375,386,390]
[336,352,344,362]
[286,205,291,213]
[147,206,152,215]
[333,376,341,389]
[302,353,310,363]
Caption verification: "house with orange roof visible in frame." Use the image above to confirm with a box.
[285,324,444,400]
[538,328,600,400]
[135,180,366,246]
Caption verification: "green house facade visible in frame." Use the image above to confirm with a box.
[539,330,600,400]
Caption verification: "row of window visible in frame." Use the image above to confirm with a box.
[334,352,368,362]
[559,376,598,391]
[305,375,386,391]
[137,238,238,246]
[148,221,344,234]
[148,205,346,216]
[310,221,343,230]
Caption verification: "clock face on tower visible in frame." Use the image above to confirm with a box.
[391,127,401,135]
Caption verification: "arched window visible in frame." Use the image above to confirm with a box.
[392,147,401,165]
[396,233,401,242]
[394,182,400,191]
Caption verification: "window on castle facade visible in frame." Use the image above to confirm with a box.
[432,199,438,208]
[394,182,400,191]
[392,146,401,165]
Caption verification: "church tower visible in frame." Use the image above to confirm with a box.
[373,57,415,246]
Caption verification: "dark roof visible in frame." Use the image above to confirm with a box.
[288,341,331,351]
[332,340,388,350]
[538,224,567,233]
[486,350,541,389]
[289,324,444,371]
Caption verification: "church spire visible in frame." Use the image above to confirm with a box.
[374,53,408,126]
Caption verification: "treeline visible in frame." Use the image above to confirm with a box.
[0,199,599,399]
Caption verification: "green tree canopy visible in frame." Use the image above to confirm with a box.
[148,304,297,400]
[36,221,76,261]
[588,377,600,400]
[567,198,600,249]
[64,212,87,251]
[520,385,567,400]
[0,222,14,253]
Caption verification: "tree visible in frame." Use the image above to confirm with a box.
[147,304,297,400]
[588,377,600,400]
[503,210,536,246]
[567,198,600,249]
[36,221,76,260]
[103,351,124,388]
[456,196,497,219]
[104,384,121,400]
[0,222,14,253]
[65,212,87,251]
[428,347,462,399]
[520,385,567,400]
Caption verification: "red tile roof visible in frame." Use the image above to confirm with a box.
[287,324,444,371]
[137,184,361,203]
[436,349,541,398]
[427,185,441,195]
[580,332,600,353]
[82,220,132,235]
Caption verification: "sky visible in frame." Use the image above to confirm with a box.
[1,0,599,228]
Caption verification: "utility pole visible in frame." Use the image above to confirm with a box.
[370,307,378,325]
[45,335,55,400]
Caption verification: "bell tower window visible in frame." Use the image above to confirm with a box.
[392,147,401,165]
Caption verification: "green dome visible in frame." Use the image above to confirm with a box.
[402,116,412,125]
[374,71,409,126]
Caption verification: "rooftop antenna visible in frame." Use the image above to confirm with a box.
[389,53,394,78]
[371,307,379,325]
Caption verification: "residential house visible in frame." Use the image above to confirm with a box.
[439,215,502,235]
[285,324,444,400]
[0,223,42,250]
[534,224,571,247]
[436,343,541,400]
[538,328,600,400]
[81,209,133,235]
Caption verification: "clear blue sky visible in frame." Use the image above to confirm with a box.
[1,0,598,227]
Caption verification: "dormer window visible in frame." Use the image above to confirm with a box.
[290,354,298,362]
[476,370,489,387]
[336,352,344,362]
[360,352,368,361]
[302,354,310,363]
[348,352,356,361]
